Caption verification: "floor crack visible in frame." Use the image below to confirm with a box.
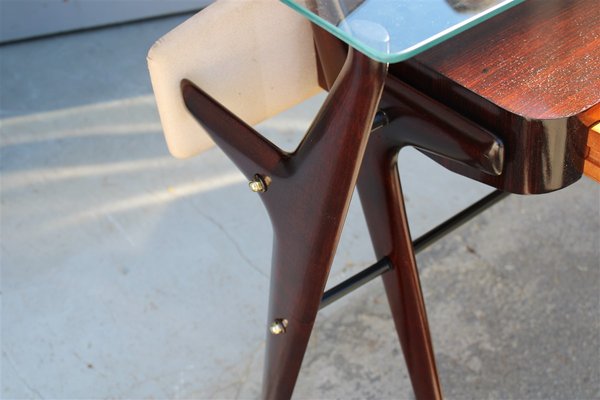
[189,202,268,279]
[2,350,45,399]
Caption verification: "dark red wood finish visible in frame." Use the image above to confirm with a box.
[311,24,348,90]
[313,0,600,194]
[179,1,598,398]
[357,131,443,400]
[353,85,510,399]
[183,48,387,400]
[182,40,515,400]
[379,77,505,176]
[390,0,599,194]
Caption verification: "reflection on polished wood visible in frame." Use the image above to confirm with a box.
[357,130,444,400]
[180,1,597,399]
[183,48,387,400]
[392,0,599,193]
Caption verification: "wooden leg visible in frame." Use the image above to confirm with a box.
[183,37,503,399]
[260,49,386,400]
[183,48,387,399]
[353,79,506,397]
[357,132,443,400]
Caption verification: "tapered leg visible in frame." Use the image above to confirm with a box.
[183,36,504,398]
[260,50,386,400]
[183,48,387,400]
[357,132,443,400]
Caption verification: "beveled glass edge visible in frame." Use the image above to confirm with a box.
[281,0,526,63]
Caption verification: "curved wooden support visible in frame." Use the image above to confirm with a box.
[184,34,503,400]
[182,80,285,178]
[307,31,505,176]
[381,76,504,176]
[261,49,386,400]
[357,131,443,400]
[184,48,387,399]
[352,78,502,399]
[386,0,598,194]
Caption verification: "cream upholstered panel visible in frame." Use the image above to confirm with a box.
[147,0,323,158]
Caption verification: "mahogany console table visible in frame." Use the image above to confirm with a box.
[174,0,599,398]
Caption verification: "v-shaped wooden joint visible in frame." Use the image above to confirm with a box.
[182,41,508,399]
[183,48,387,400]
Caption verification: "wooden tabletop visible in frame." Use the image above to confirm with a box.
[411,0,599,121]
[385,0,599,193]
[312,0,599,191]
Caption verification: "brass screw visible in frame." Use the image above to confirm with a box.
[249,174,268,193]
[269,318,288,335]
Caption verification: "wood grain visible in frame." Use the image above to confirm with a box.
[183,48,387,400]
[178,2,598,398]
[357,129,443,400]
[411,0,599,120]
[388,0,599,194]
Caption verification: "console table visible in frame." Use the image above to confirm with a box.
[176,0,599,398]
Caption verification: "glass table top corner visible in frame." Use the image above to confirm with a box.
[281,0,525,63]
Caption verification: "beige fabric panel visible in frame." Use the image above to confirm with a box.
[147,0,323,158]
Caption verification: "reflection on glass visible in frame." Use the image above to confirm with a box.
[282,0,524,63]
[446,0,503,13]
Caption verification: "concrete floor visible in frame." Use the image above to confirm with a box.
[1,14,599,400]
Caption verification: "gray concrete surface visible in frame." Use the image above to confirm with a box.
[1,14,599,400]
[0,0,207,44]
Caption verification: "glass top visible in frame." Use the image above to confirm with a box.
[281,0,525,63]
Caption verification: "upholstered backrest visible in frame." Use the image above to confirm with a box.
[147,0,322,158]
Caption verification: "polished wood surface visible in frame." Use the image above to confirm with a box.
[357,129,443,400]
[389,0,599,194]
[311,23,348,90]
[411,0,599,120]
[179,2,597,398]
[183,48,387,400]
[353,79,510,399]
[380,76,505,176]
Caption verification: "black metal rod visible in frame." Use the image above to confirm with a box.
[320,257,392,309]
[413,190,509,253]
[319,190,508,309]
